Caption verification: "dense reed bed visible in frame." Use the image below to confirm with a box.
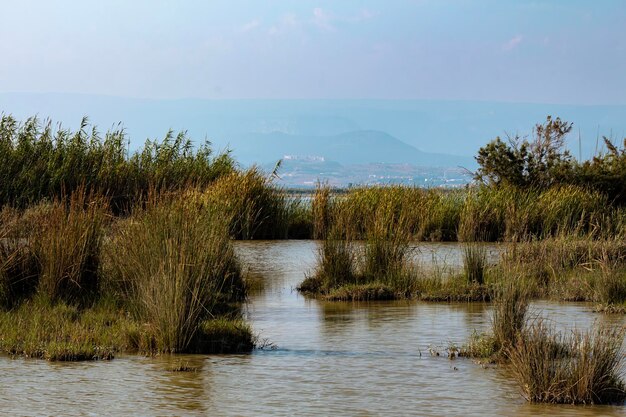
[0,114,235,211]
[0,189,254,360]
[310,183,626,243]
[497,238,626,307]
[1,113,625,371]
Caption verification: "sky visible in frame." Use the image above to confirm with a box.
[1,0,625,104]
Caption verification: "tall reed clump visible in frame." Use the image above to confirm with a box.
[104,195,247,353]
[30,191,108,303]
[462,243,487,285]
[463,275,531,360]
[536,185,608,238]
[593,259,626,307]
[299,206,357,294]
[361,199,416,296]
[204,167,291,239]
[312,182,333,240]
[507,321,626,404]
[500,238,626,298]
[491,277,530,353]
[0,207,39,308]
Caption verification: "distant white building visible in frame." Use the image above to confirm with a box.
[283,155,325,162]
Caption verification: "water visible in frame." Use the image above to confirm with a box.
[0,241,625,416]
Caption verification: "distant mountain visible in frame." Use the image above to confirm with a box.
[2,93,626,162]
[230,130,475,168]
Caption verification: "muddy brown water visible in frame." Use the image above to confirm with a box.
[0,241,625,416]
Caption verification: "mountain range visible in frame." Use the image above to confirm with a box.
[2,93,626,185]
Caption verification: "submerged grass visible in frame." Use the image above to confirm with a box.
[192,318,255,354]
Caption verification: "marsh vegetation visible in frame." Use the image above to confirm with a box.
[1,113,626,408]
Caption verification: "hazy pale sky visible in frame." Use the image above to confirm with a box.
[1,0,625,104]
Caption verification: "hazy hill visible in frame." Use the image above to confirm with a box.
[229,130,474,167]
[2,93,626,163]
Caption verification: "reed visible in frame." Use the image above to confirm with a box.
[0,208,39,308]
[458,184,615,242]
[537,185,608,238]
[0,114,235,211]
[362,201,413,284]
[298,222,357,294]
[463,243,487,285]
[507,320,626,404]
[300,195,419,299]
[31,190,108,303]
[103,194,247,353]
[203,168,292,239]
[311,182,333,240]
[593,261,626,307]
[285,197,313,239]
[500,238,626,299]
[491,276,530,352]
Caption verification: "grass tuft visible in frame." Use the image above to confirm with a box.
[507,320,626,404]
[104,195,246,353]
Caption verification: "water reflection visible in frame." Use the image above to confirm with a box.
[150,355,208,414]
